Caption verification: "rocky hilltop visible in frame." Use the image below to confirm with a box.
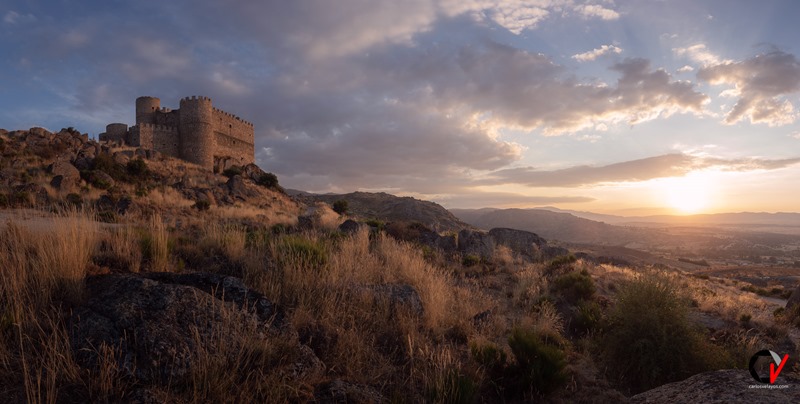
[298,191,471,232]
[1,126,799,403]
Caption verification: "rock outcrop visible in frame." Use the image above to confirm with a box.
[631,369,800,403]
[69,272,310,386]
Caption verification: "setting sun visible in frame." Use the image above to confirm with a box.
[661,172,716,214]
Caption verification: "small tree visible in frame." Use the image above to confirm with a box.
[332,199,349,216]
[256,172,279,188]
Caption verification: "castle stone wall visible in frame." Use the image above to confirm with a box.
[110,96,255,170]
[147,124,180,156]
[179,96,215,168]
[212,107,254,165]
[100,123,128,143]
[128,125,153,149]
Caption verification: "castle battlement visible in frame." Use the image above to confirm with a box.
[181,95,212,103]
[213,107,254,127]
[135,123,179,132]
[104,95,255,169]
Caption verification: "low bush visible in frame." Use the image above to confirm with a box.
[573,299,603,334]
[552,269,595,303]
[222,166,243,178]
[462,254,481,267]
[507,327,567,395]
[332,199,348,215]
[193,200,211,211]
[599,274,722,393]
[126,158,149,178]
[279,235,328,269]
[546,254,577,275]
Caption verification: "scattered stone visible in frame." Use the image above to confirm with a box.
[48,159,80,191]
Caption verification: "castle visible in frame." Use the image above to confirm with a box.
[99,96,255,169]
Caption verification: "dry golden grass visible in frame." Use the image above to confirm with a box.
[143,214,170,272]
[0,209,99,403]
[146,187,195,208]
[200,222,247,263]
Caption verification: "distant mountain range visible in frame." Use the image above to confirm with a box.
[530,206,800,227]
[450,207,800,247]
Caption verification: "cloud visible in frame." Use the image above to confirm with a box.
[574,4,620,20]
[3,11,36,24]
[371,43,707,134]
[677,65,694,73]
[481,153,800,187]
[673,44,726,66]
[435,192,596,208]
[698,50,800,126]
[572,44,622,62]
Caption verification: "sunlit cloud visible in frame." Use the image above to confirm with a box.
[574,4,620,20]
[698,50,800,126]
[572,44,623,62]
[479,153,800,188]
[673,44,727,66]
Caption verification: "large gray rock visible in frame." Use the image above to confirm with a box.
[48,159,80,191]
[338,219,367,234]
[457,229,495,260]
[489,228,545,258]
[631,369,800,403]
[70,272,295,385]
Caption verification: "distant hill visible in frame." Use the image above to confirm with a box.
[531,207,800,234]
[299,191,471,232]
[449,208,658,245]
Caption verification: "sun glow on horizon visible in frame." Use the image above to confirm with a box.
[659,171,719,214]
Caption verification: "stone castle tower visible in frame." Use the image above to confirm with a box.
[100,96,255,169]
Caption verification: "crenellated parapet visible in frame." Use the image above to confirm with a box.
[212,107,254,127]
[110,96,255,169]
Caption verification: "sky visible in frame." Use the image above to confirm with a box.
[2,0,799,215]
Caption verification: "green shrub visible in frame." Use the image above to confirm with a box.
[193,200,211,211]
[573,300,603,334]
[280,235,328,268]
[507,327,567,395]
[365,219,385,230]
[552,270,595,303]
[599,274,719,393]
[0,193,8,208]
[739,313,752,327]
[427,368,478,404]
[65,193,82,207]
[471,341,507,373]
[126,157,149,178]
[332,199,349,215]
[256,172,279,188]
[462,254,481,267]
[222,166,243,178]
[546,254,577,275]
[92,153,126,180]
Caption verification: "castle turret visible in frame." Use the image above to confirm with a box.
[136,96,160,125]
[178,96,214,168]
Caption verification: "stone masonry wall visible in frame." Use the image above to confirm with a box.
[110,96,255,170]
[212,108,254,166]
